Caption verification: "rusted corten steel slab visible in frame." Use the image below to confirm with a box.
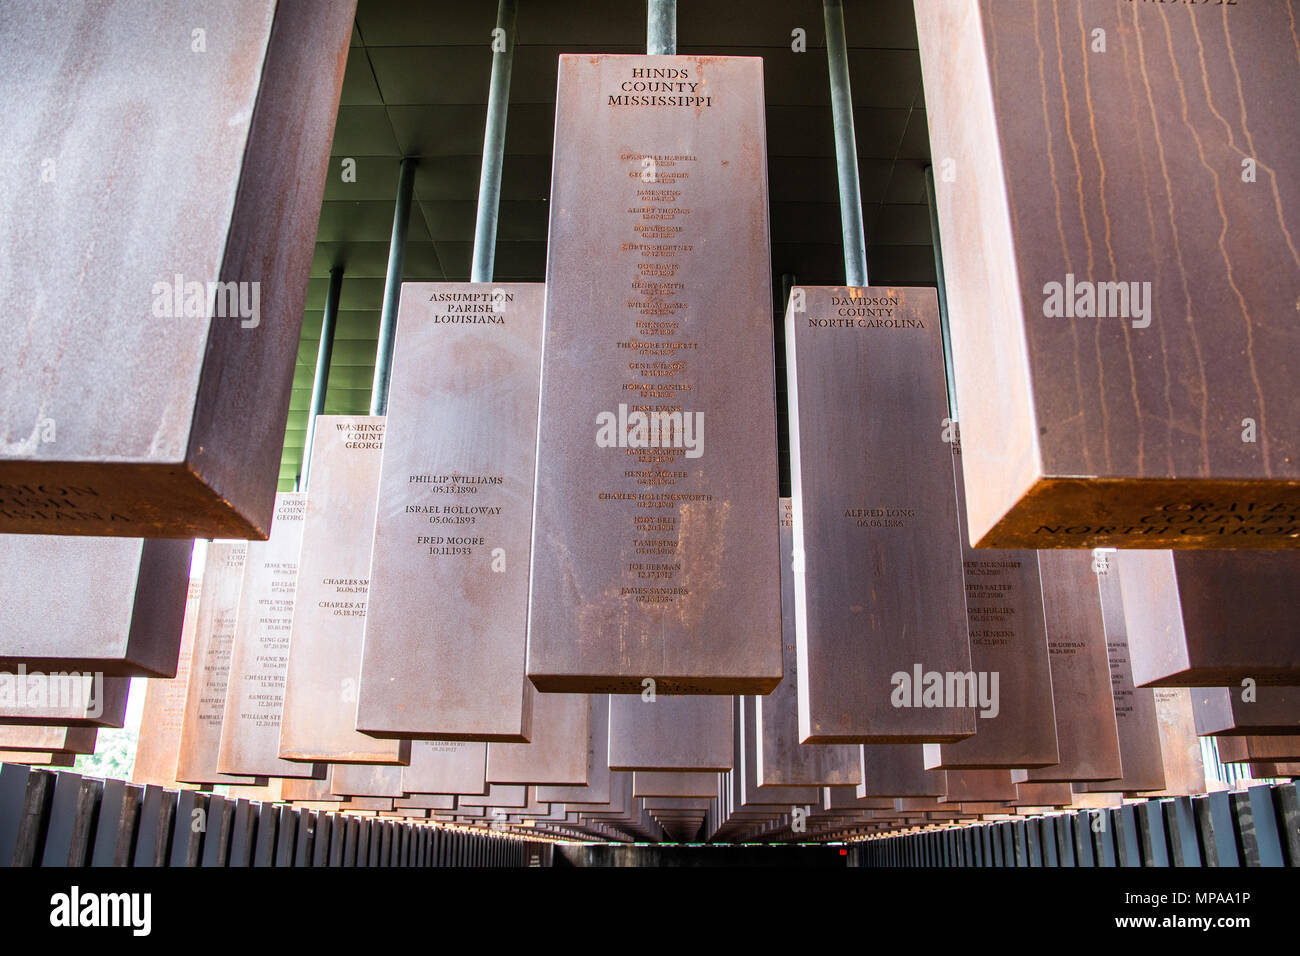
[1119,550,1300,687]
[0,536,191,677]
[1015,550,1122,783]
[280,415,406,765]
[788,286,972,743]
[915,0,1300,548]
[527,55,782,694]
[0,0,356,538]
[924,442,1058,769]
[756,500,859,785]
[359,283,543,742]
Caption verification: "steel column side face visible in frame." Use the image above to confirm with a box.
[1192,686,1300,737]
[857,745,946,799]
[340,796,394,812]
[0,0,356,539]
[175,543,257,786]
[537,695,612,804]
[609,694,733,773]
[1216,734,1300,764]
[1018,551,1123,784]
[1079,563,1166,795]
[280,770,343,803]
[487,693,590,786]
[632,772,719,799]
[0,536,192,677]
[787,286,973,744]
[939,771,1017,804]
[916,1,1300,549]
[359,282,542,741]
[1012,782,1073,809]
[331,764,406,799]
[395,794,456,811]
[756,500,859,786]
[822,787,894,812]
[924,444,1059,770]
[737,696,817,807]
[1141,688,1205,798]
[527,54,782,695]
[217,493,319,779]
[0,751,76,767]
[459,784,528,809]
[0,725,96,754]
[279,415,405,765]
[1249,762,1300,778]
[132,574,203,787]
[1118,550,1300,687]
[0,670,129,728]
[401,741,488,797]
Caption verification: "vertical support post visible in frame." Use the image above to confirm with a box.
[647,0,677,55]
[370,156,417,416]
[823,0,867,286]
[924,165,959,419]
[301,265,343,486]
[471,0,518,284]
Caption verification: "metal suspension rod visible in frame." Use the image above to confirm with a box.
[924,165,958,420]
[301,265,343,487]
[823,0,867,286]
[370,156,416,415]
[471,0,518,283]
[647,0,676,55]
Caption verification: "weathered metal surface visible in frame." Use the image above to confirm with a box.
[0,536,191,676]
[0,669,128,729]
[0,725,95,753]
[822,787,895,812]
[787,286,973,743]
[916,0,1300,549]
[0,751,76,767]
[1192,686,1300,736]
[756,500,858,786]
[279,415,405,764]
[1018,550,1123,783]
[458,784,528,808]
[1080,556,1166,794]
[175,542,257,785]
[1012,782,1073,808]
[339,795,395,812]
[487,693,589,785]
[608,693,732,772]
[1250,763,1300,778]
[225,778,283,804]
[527,55,781,694]
[218,493,319,778]
[1142,688,1205,797]
[1119,550,1300,687]
[1069,790,1122,811]
[394,794,456,811]
[939,771,1017,804]
[924,441,1058,769]
[0,0,356,538]
[1216,735,1300,764]
[131,569,203,786]
[331,764,405,798]
[401,741,488,796]
[280,770,343,803]
[857,745,946,799]
[632,772,719,799]
[359,283,543,741]
[737,696,817,807]
[537,695,612,804]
